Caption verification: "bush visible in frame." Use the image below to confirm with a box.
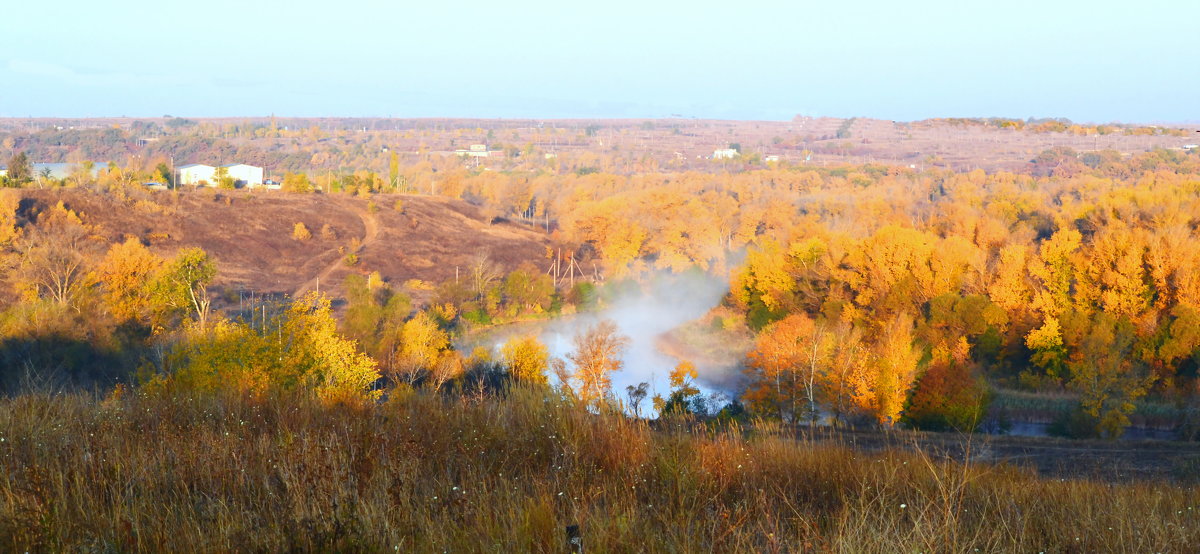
[152,293,380,403]
[292,222,312,241]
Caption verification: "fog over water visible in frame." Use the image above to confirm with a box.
[471,271,742,409]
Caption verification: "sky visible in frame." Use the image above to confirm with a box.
[1,0,1196,123]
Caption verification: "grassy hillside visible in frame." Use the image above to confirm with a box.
[12,187,549,301]
[1,388,1196,552]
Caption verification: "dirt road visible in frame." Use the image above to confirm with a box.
[292,201,380,298]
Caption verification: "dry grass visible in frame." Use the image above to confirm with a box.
[0,387,1197,552]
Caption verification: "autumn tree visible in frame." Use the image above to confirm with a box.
[873,313,923,426]
[277,292,382,402]
[731,238,795,328]
[0,190,19,246]
[1067,314,1154,438]
[93,237,164,323]
[396,311,449,384]
[501,334,550,385]
[212,166,236,189]
[501,262,554,315]
[6,151,31,184]
[14,203,95,306]
[282,172,313,193]
[744,314,829,422]
[469,251,502,301]
[1156,305,1200,385]
[659,360,704,416]
[566,320,628,408]
[428,350,465,391]
[904,337,988,431]
[341,272,411,371]
[150,247,216,328]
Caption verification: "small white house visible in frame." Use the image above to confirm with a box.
[221,164,264,186]
[178,163,215,185]
[713,148,739,160]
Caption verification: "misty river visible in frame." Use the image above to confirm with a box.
[461,272,741,412]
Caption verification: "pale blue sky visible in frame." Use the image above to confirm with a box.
[1,0,1195,122]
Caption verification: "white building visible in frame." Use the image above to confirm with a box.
[178,163,215,185]
[455,144,491,158]
[178,163,264,187]
[221,164,264,186]
[713,148,739,160]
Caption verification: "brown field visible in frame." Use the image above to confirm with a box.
[3,389,1199,552]
[13,188,549,303]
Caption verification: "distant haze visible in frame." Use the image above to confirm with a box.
[1,0,1196,123]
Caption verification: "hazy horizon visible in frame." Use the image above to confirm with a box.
[2,0,1196,123]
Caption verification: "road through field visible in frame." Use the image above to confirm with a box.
[293,201,380,298]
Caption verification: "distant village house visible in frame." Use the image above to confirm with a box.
[454,144,491,158]
[177,163,264,187]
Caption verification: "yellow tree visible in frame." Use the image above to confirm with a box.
[825,322,873,424]
[566,320,628,408]
[279,292,382,403]
[873,313,923,426]
[398,311,449,384]
[501,334,550,385]
[732,238,795,314]
[0,189,20,247]
[1075,226,1151,319]
[987,244,1033,316]
[1028,227,1082,319]
[93,238,164,323]
[658,360,703,415]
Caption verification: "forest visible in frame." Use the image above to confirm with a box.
[1,118,1199,550]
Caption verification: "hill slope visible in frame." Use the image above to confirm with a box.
[14,188,550,302]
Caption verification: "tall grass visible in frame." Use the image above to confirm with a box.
[993,387,1186,429]
[0,386,1197,552]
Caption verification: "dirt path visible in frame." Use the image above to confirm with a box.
[293,202,380,298]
